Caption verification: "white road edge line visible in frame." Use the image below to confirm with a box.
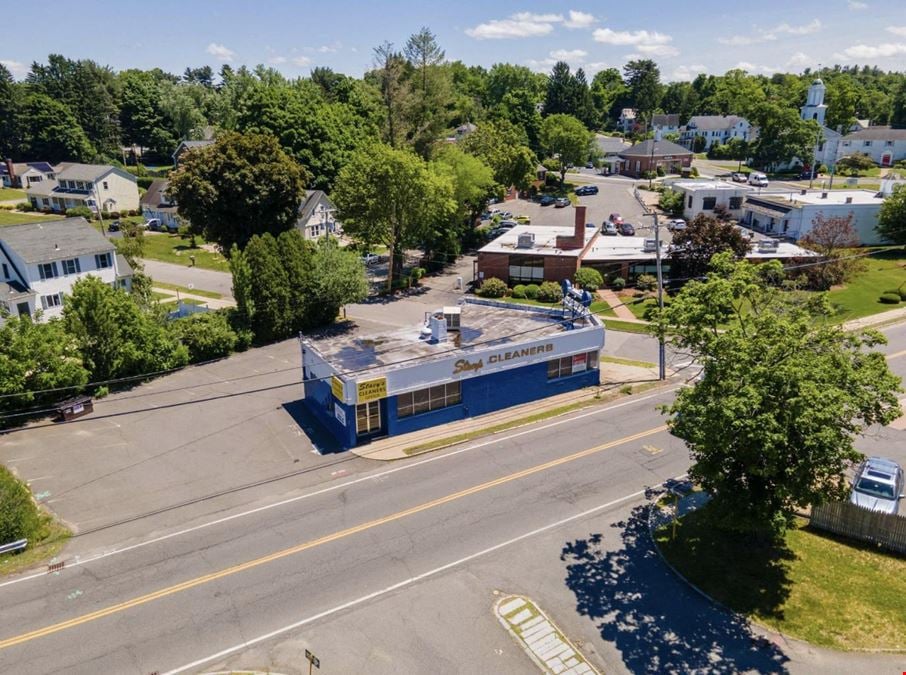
[0,386,678,592]
[162,483,661,675]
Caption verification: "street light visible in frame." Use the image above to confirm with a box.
[643,210,666,381]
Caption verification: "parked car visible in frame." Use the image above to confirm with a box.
[107,220,121,232]
[608,212,623,226]
[619,222,636,236]
[498,220,518,228]
[574,185,599,196]
[361,252,381,266]
[585,222,597,229]
[602,221,619,236]
[539,195,556,206]
[849,457,905,515]
[585,161,594,169]
[515,215,531,224]
[730,172,747,183]
[144,218,161,231]
[666,219,687,232]
[747,172,769,187]
[480,211,491,220]
[795,169,817,180]
[554,197,570,208]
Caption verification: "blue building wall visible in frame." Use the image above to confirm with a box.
[304,360,599,451]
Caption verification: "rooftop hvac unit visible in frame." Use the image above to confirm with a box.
[757,239,780,252]
[643,238,658,252]
[428,313,447,343]
[443,306,461,330]
[516,232,535,249]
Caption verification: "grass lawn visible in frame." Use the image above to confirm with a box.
[600,355,656,368]
[656,509,906,650]
[603,318,652,334]
[0,211,64,226]
[828,248,906,322]
[0,520,70,578]
[0,187,26,201]
[141,233,230,272]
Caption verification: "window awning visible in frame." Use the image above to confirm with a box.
[745,202,790,219]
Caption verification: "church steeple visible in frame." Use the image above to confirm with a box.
[801,78,827,126]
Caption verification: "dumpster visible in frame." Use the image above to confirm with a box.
[56,395,93,421]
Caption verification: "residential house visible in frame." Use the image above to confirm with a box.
[140,179,180,230]
[172,139,215,168]
[618,139,693,177]
[671,180,752,221]
[680,115,754,151]
[26,164,139,215]
[741,189,885,244]
[296,190,342,240]
[837,127,906,167]
[0,217,133,322]
[2,160,57,189]
[618,108,638,134]
[595,135,631,174]
[651,114,680,136]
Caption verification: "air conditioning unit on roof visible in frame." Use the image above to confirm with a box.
[643,238,658,252]
[516,232,535,249]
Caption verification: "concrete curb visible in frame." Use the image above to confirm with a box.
[494,593,599,674]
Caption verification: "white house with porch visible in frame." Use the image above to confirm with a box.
[26,164,139,215]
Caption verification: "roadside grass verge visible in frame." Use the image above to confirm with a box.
[0,519,71,578]
[603,318,651,334]
[0,188,26,201]
[0,211,64,226]
[141,233,230,272]
[828,248,906,322]
[151,281,223,299]
[655,509,906,650]
[600,355,656,368]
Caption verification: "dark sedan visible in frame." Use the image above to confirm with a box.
[619,222,635,236]
[539,195,556,206]
[574,185,599,196]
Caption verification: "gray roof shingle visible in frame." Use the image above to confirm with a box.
[619,139,692,158]
[686,115,747,131]
[841,126,906,142]
[0,217,115,264]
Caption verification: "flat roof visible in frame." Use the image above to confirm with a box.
[582,235,815,262]
[672,180,753,192]
[304,299,598,376]
[479,225,594,257]
[755,190,883,207]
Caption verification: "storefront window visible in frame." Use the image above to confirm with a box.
[397,382,461,418]
[508,256,545,283]
[356,400,381,436]
[547,351,599,379]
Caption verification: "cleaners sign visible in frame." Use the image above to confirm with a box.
[357,377,387,403]
[452,343,554,376]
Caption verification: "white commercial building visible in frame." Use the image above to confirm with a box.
[670,180,753,221]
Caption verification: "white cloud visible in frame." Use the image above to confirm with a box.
[718,18,821,46]
[584,62,612,76]
[786,51,814,68]
[887,26,906,36]
[291,55,312,67]
[848,0,868,9]
[835,42,906,59]
[733,61,778,75]
[564,10,597,29]
[526,48,587,72]
[511,12,563,22]
[206,43,235,62]
[0,59,28,78]
[635,44,680,57]
[467,17,557,39]
[550,49,587,60]
[672,64,707,81]
[593,28,672,46]
[268,55,288,65]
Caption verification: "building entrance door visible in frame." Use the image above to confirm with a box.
[16,302,30,318]
[356,400,382,437]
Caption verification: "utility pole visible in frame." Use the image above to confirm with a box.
[647,210,667,381]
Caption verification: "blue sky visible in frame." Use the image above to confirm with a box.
[3,0,906,82]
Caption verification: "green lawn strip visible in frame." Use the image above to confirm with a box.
[402,382,661,457]
[0,520,71,578]
[600,355,657,368]
[151,281,222,299]
[141,233,230,272]
[603,318,651,334]
[827,249,906,322]
[0,211,64,226]
[655,510,906,650]
[0,188,26,200]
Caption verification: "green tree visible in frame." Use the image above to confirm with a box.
[305,239,369,325]
[170,311,238,362]
[590,68,627,129]
[239,233,293,343]
[658,189,684,217]
[403,27,452,157]
[623,59,662,124]
[836,152,876,176]
[651,254,902,537]
[0,63,19,158]
[540,114,592,184]
[17,92,93,163]
[544,62,586,120]
[826,77,858,131]
[668,214,752,281]
[799,213,863,290]
[877,184,906,244]
[167,131,308,253]
[750,103,820,170]
[333,143,455,288]
[485,64,545,109]
[0,466,48,544]
[113,225,153,309]
[461,120,537,191]
[370,42,411,148]
[63,276,188,381]
[891,80,906,129]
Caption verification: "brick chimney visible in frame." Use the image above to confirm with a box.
[556,205,587,250]
[4,159,15,188]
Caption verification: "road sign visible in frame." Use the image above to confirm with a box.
[305,649,320,670]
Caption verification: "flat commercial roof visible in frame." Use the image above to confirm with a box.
[479,225,594,257]
[305,300,597,376]
[672,180,753,192]
[583,235,815,262]
[755,190,883,207]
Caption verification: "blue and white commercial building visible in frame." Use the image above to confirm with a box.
[301,297,605,450]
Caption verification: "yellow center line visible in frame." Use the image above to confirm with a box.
[0,425,668,651]
[886,349,906,361]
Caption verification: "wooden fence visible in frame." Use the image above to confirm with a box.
[810,501,906,555]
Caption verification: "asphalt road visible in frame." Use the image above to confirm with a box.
[0,324,902,674]
[142,258,235,300]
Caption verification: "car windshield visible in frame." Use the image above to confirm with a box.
[854,477,896,499]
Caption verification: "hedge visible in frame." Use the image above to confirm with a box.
[537,281,563,303]
[879,293,901,304]
[478,277,507,298]
[0,465,47,545]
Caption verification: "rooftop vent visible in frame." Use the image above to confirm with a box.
[800,189,807,195]
[643,238,658,252]
[442,306,461,331]
[821,191,828,199]
[516,232,535,249]
[428,313,447,343]
[845,196,853,204]
[757,239,780,253]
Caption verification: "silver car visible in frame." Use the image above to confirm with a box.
[849,457,904,515]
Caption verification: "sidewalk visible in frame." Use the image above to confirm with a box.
[351,364,668,461]
[842,305,906,330]
[597,289,646,323]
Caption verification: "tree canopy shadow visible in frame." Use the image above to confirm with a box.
[560,505,790,674]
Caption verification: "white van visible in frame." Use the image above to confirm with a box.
[748,172,768,187]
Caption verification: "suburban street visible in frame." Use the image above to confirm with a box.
[0,320,902,674]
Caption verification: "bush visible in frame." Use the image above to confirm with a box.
[642,170,657,180]
[636,273,657,292]
[108,211,121,220]
[574,267,603,291]
[409,267,426,285]
[136,176,155,190]
[690,166,699,177]
[129,209,140,217]
[478,277,507,298]
[94,385,109,398]
[656,165,666,177]
[611,276,626,291]
[511,284,527,299]
[0,465,48,545]
[879,293,901,304]
[66,206,93,220]
[171,311,239,362]
[537,281,563,303]
[524,283,541,300]
[15,201,34,212]
[658,189,684,216]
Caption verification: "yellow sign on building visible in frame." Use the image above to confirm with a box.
[331,376,345,401]
[357,377,387,403]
